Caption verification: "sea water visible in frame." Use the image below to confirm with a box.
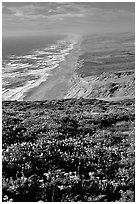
[2,35,78,101]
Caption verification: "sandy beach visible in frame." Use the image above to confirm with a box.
[23,37,81,101]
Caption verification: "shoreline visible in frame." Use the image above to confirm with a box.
[23,36,82,101]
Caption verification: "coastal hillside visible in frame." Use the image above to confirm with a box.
[64,32,135,100]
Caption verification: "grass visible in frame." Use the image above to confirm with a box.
[77,33,134,78]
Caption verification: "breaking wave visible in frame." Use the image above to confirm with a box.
[2,36,78,101]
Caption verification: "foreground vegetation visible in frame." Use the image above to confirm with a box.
[2,98,135,202]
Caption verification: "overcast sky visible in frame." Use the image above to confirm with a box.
[2,2,135,37]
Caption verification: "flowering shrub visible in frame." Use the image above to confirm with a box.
[2,98,135,201]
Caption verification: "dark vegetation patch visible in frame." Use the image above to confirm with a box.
[2,98,135,202]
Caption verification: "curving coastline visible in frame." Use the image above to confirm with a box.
[2,35,81,101]
[23,35,82,101]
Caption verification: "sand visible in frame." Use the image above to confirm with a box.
[23,38,81,101]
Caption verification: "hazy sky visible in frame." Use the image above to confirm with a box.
[2,2,135,37]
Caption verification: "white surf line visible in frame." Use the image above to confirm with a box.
[3,36,79,101]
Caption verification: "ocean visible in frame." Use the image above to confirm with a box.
[2,35,78,101]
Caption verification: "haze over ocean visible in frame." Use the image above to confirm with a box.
[2,35,65,59]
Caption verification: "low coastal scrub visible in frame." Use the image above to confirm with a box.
[2,98,135,202]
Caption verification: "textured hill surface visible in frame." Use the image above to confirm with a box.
[64,71,134,100]
[65,33,135,101]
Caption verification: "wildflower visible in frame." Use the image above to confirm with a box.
[9,198,13,202]
[89,172,94,179]
[3,195,9,201]
[58,185,64,190]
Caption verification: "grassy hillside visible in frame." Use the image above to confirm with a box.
[65,33,135,100]
[2,98,135,202]
[77,32,135,77]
